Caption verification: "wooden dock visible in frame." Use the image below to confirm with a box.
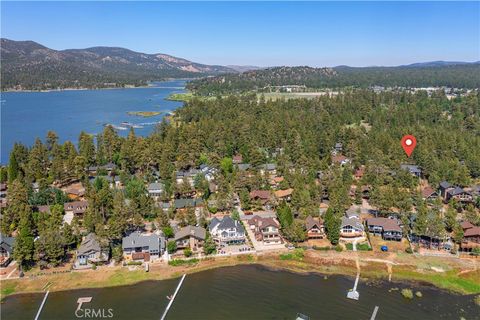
[160,274,186,320]
[346,273,360,300]
[34,291,49,320]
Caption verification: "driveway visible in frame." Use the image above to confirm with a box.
[241,220,286,252]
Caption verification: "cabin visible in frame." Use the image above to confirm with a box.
[331,154,350,166]
[87,162,117,176]
[0,234,15,267]
[247,215,282,244]
[305,216,325,239]
[340,217,364,238]
[249,190,273,209]
[122,232,165,262]
[259,163,277,176]
[209,216,245,245]
[232,154,243,164]
[439,181,473,203]
[421,186,439,201]
[147,182,165,199]
[274,188,293,202]
[173,226,206,252]
[366,218,402,241]
[400,164,422,178]
[173,198,204,211]
[75,233,108,269]
[354,166,365,180]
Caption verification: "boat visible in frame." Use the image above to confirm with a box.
[295,313,310,320]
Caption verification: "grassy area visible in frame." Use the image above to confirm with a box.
[166,92,195,102]
[168,258,200,266]
[127,111,162,117]
[279,249,305,261]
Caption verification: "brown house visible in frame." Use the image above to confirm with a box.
[461,226,480,251]
[247,215,282,244]
[305,215,325,239]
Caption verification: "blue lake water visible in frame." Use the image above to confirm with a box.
[0,80,186,163]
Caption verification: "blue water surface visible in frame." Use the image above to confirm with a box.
[0,80,186,163]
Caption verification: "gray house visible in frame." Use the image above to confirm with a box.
[0,234,15,267]
[75,233,108,268]
[122,232,165,262]
[174,226,207,251]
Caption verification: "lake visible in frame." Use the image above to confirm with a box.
[2,265,478,320]
[0,80,186,163]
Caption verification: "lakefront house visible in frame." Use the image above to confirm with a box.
[366,217,402,241]
[122,232,165,262]
[305,215,325,239]
[75,233,109,269]
[173,225,207,252]
[209,216,246,245]
[247,215,282,244]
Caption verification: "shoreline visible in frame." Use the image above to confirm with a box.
[2,251,479,299]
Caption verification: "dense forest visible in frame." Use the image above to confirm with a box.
[187,65,480,94]
[2,89,480,268]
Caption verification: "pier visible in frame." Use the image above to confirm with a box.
[34,291,49,320]
[160,274,186,320]
[346,272,360,300]
[370,306,379,320]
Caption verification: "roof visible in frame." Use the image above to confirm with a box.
[421,186,437,198]
[274,188,293,198]
[174,198,203,209]
[341,217,364,231]
[439,181,451,189]
[174,226,206,241]
[448,187,470,196]
[332,154,348,163]
[354,166,365,178]
[464,227,480,237]
[305,215,323,230]
[77,233,102,255]
[248,215,279,229]
[260,163,276,171]
[250,190,271,200]
[366,218,402,232]
[236,163,251,171]
[148,182,165,191]
[400,164,422,174]
[232,154,243,163]
[460,221,475,230]
[0,234,15,254]
[122,231,164,250]
[64,201,88,211]
[209,216,244,234]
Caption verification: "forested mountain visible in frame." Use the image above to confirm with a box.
[188,64,480,94]
[0,39,236,90]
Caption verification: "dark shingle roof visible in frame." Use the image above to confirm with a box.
[174,226,206,241]
[77,233,101,255]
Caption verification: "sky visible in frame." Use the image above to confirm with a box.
[1,1,479,67]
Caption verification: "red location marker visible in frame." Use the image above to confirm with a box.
[401,135,417,157]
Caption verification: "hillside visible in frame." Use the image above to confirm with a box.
[0,39,236,90]
[187,64,480,94]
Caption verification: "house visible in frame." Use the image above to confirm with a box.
[366,218,402,241]
[439,181,452,198]
[461,221,475,231]
[247,215,282,244]
[0,234,15,267]
[354,166,365,180]
[421,186,439,201]
[173,198,204,210]
[199,164,217,182]
[75,233,108,268]
[236,163,251,171]
[232,154,243,164]
[259,163,277,176]
[274,188,293,202]
[32,182,40,193]
[175,168,199,186]
[305,216,325,239]
[174,226,206,252]
[333,142,343,155]
[461,226,480,251]
[122,231,165,262]
[331,154,350,166]
[64,201,88,217]
[400,164,422,178]
[340,209,364,239]
[446,187,473,203]
[250,190,272,202]
[269,176,284,188]
[89,175,122,189]
[87,162,117,175]
[209,216,245,245]
[147,182,165,199]
[65,185,85,200]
